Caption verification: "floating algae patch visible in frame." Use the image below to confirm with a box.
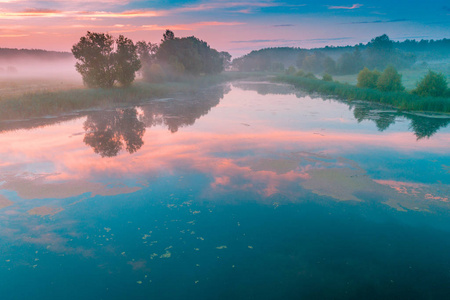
[216,245,227,250]
[249,158,298,174]
[160,250,171,258]
[375,180,450,212]
[128,260,147,271]
[0,195,13,210]
[300,168,373,202]
[27,206,63,217]
[300,168,440,212]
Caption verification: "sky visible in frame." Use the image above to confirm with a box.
[0,0,449,57]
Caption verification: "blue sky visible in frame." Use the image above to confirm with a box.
[0,0,448,57]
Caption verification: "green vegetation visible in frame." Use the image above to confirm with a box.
[275,74,450,113]
[72,32,141,88]
[413,70,449,97]
[357,67,380,89]
[0,72,256,121]
[232,35,449,77]
[155,30,225,75]
[136,30,230,81]
[322,73,333,82]
[376,66,405,92]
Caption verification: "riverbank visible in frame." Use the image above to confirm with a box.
[0,72,256,120]
[274,75,450,113]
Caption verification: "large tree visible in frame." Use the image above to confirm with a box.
[115,35,141,87]
[155,31,225,75]
[72,32,141,88]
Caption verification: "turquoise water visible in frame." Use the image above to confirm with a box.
[1,82,450,299]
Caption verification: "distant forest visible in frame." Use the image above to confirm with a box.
[0,48,71,61]
[232,35,450,75]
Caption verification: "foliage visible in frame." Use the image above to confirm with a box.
[377,66,405,92]
[285,66,296,75]
[275,74,450,113]
[357,67,380,89]
[230,34,442,74]
[305,73,317,79]
[337,47,364,75]
[366,34,416,69]
[162,29,175,41]
[295,70,305,77]
[322,73,333,82]
[220,51,232,70]
[297,52,327,74]
[72,32,116,88]
[323,57,337,74]
[412,70,448,97]
[115,35,141,87]
[72,32,141,88]
[136,41,158,64]
[155,32,226,76]
[270,62,285,72]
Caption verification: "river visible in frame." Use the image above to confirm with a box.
[1,81,450,299]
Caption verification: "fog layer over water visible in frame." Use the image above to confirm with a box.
[0,82,449,299]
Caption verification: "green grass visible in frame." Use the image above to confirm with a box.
[0,72,257,121]
[275,75,450,113]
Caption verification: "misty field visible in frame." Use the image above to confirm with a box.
[0,72,255,120]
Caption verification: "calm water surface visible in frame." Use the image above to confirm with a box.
[1,82,450,299]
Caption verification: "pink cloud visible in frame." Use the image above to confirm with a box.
[328,4,363,10]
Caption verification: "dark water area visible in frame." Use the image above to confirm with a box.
[1,81,450,299]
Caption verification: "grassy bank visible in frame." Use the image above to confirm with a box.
[275,75,450,113]
[0,72,255,120]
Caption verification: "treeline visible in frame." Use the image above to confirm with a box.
[232,35,449,75]
[0,48,72,60]
[72,30,230,88]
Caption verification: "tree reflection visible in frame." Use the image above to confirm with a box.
[83,84,230,157]
[140,84,230,133]
[408,115,450,140]
[238,82,450,139]
[349,103,450,139]
[83,108,145,157]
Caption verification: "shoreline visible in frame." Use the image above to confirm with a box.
[274,74,450,114]
[0,72,257,121]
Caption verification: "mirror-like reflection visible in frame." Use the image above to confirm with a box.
[140,85,230,133]
[349,102,450,139]
[82,84,230,156]
[236,81,450,139]
[83,108,146,157]
[0,81,450,299]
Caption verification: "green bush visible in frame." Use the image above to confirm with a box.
[322,73,333,81]
[285,66,296,75]
[357,67,380,89]
[295,70,305,77]
[377,65,404,92]
[412,70,448,97]
[305,72,317,79]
